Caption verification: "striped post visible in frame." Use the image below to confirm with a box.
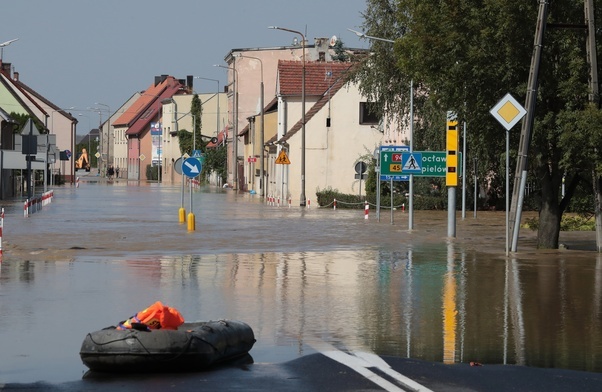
[364,201,369,220]
[307,199,310,209]
[333,198,337,210]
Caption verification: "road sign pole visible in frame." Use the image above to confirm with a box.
[390,178,394,225]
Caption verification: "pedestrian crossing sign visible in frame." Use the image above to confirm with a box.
[275,150,291,165]
[401,152,422,174]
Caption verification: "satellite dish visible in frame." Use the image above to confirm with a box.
[329,35,338,47]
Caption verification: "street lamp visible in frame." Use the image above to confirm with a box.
[348,29,417,230]
[269,26,306,206]
[0,38,18,61]
[95,102,110,177]
[234,53,265,197]
[214,64,239,190]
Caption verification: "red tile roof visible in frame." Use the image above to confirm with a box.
[113,76,185,131]
[279,63,356,144]
[206,126,228,148]
[278,61,353,97]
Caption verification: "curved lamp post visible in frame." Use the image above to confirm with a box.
[347,29,417,231]
[269,26,306,206]
[0,38,18,61]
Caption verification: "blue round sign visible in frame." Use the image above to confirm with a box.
[182,157,202,178]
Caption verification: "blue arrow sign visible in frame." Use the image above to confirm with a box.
[182,157,202,178]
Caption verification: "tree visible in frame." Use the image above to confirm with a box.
[331,38,350,62]
[178,94,204,156]
[354,0,598,249]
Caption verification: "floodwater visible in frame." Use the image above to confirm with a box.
[0,178,601,384]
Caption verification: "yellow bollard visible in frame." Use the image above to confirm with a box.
[187,212,195,231]
[179,207,186,223]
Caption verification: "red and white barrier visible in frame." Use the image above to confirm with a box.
[364,201,369,219]
[288,197,291,208]
[402,203,405,213]
[76,177,80,188]
[24,190,54,217]
[333,198,337,210]
[307,199,310,209]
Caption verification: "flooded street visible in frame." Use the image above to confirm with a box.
[1,179,601,386]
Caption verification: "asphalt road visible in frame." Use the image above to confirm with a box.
[2,353,602,391]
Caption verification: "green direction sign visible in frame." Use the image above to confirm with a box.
[402,151,462,177]
[379,146,409,181]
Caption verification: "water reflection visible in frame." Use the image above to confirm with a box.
[2,245,602,383]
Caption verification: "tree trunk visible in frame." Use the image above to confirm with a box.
[594,171,602,252]
[537,169,561,249]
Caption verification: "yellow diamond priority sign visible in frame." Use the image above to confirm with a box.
[490,93,527,131]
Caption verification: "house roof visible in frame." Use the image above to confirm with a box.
[274,62,356,144]
[12,77,77,123]
[112,76,185,136]
[206,125,228,148]
[277,61,353,97]
[0,73,44,123]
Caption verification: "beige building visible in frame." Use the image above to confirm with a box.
[160,92,227,185]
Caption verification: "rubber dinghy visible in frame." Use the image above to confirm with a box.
[80,319,256,373]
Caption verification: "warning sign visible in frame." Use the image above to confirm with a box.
[401,152,422,174]
[275,150,291,165]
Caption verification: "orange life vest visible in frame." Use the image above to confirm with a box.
[117,301,184,330]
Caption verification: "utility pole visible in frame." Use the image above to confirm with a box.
[585,0,602,251]
[508,0,549,252]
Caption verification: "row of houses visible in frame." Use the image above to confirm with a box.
[0,37,410,203]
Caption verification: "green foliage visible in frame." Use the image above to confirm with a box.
[146,164,158,181]
[203,144,227,182]
[178,94,206,156]
[355,0,598,248]
[9,112,45,134]
[331,39,349,62]
[524,214,595,231]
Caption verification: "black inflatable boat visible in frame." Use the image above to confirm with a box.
[80,319,255,373]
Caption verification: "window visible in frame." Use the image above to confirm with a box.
[359,102,380,125]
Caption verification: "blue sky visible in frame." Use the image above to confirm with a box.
[1,0,370,133]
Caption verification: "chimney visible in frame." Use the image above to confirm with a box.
[1,62,11,77]
[13,71,19,81]
[154,76,161,86]
[187,75,193,91]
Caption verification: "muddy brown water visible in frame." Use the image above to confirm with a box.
[1,179,601,384]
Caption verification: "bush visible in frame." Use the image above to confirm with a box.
[523,214,595,231]
[146,164,158,181]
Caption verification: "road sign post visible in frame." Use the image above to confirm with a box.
[490,93,527,255]
[182,157,202,232]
